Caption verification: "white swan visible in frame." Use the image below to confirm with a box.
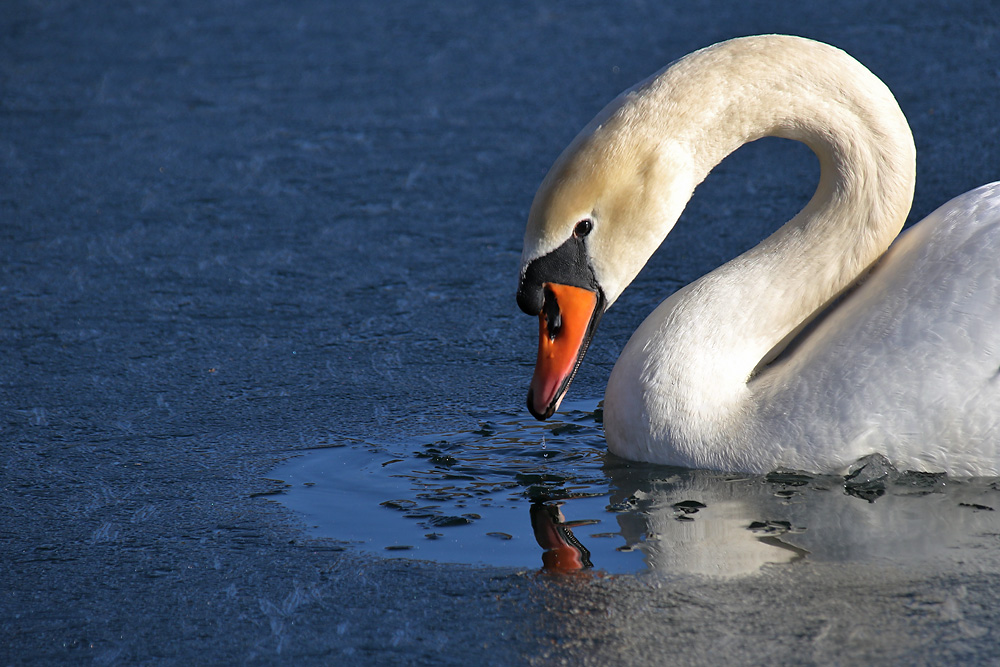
[516,35,1000,476]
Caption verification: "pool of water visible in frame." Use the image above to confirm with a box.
[270,400,1000,575]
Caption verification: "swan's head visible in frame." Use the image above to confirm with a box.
[517,95,695,420]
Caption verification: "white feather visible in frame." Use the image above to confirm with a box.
[524,35,1000,474]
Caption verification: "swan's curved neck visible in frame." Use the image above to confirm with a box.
[610,37,916,449]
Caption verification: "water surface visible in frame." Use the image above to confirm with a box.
[271,400,1000,576]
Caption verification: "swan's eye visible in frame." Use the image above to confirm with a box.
[573,219,593,238]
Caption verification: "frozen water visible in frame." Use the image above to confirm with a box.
[6,0,1000,663]
[845,453,899,501]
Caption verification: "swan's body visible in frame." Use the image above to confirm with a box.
[516,35,1000,476]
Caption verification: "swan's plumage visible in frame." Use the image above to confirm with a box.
[607,184,1000,474]
[518,35,1000,475]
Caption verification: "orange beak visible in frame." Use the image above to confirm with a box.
[527,283,600,420]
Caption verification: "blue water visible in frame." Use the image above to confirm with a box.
[270,400,643,571]
[271,400,1000,576]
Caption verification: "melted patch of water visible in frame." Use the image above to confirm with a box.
[269,400,1000,575]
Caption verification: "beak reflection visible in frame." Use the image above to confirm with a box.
[530,502,594,572]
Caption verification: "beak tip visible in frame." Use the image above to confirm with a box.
[526,389,554,421]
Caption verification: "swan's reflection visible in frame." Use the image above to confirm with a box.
[606,464,810,576]
[532,457,1000,576]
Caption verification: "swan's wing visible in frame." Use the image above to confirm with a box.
[760,183,1000,475]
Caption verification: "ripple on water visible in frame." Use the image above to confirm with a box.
[268,400,1000,575]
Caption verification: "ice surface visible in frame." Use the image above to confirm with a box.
[4,0,1000,664]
